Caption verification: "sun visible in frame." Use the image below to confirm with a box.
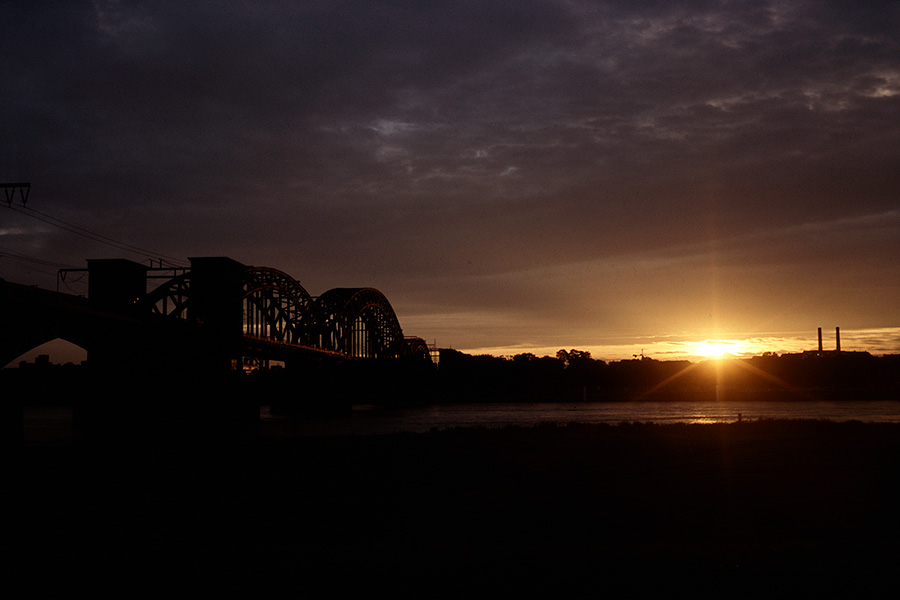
[692,340,741,359]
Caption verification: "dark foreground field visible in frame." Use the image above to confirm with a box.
[14,419,900,596]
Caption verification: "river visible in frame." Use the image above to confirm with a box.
[261,398,900,436]
[21,398,900,443]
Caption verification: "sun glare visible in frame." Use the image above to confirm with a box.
[692,340,741,359]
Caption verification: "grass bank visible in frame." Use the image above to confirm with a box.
[15,420,900,595]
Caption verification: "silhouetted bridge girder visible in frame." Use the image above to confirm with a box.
[0,278,157,369]
[1,257,433,372]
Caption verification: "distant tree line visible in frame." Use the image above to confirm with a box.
[5,347,898,410]
[430,349,900,404]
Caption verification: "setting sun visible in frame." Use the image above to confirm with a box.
[691,340,743,359]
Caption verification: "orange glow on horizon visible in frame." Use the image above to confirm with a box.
[689,340,750,359]
[465,334,805,363]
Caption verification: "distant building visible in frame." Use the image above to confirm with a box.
[18,354,52,369]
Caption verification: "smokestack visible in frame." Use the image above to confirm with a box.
[818,327,823,352]
[836,327,841,352]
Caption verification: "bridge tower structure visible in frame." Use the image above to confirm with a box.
[4,255,433,440]
[3,255,432,385]
[187,256,246,372]
[84,258,148,370]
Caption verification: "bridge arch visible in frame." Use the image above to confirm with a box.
[142,265,321,347]
[143,271,191,318]
[402,336,433,361]
[316,288,404,359]
[3,258,431,373]
[0,280,111,368]
[243,266,320,347]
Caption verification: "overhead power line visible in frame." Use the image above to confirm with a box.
[0,246,76,282]
[0,245,79,269]
[2,202,189,268]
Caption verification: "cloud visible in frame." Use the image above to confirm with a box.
[2,0,899,354]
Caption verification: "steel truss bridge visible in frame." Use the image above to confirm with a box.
[1,257,433,372]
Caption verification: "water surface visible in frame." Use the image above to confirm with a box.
[261,398,900,436]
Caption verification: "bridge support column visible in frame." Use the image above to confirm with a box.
[188,257,246,372]
[86,259,148,370]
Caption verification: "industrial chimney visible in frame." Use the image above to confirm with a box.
[836,327,841,352]
[818,327,823,352]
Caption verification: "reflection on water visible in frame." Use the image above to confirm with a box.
[262,399,900,436]
[23,400,900,443]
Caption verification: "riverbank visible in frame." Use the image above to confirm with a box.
[14,419,900,595]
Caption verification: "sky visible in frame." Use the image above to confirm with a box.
[2,0,899,364]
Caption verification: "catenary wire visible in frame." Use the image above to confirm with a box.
[2,203,189,267]
[0,245,80,269]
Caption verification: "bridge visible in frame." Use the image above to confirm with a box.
[3,257,435,425]
[1,256,432,368]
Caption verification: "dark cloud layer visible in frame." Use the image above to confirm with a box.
[3,0,899,357]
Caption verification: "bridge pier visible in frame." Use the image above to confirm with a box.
[188,257,246,372]
[265,355,437,416]
[3,394,23,447]
[267,359,354,416]
[72,370,260,446]
[86,259,148,369]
